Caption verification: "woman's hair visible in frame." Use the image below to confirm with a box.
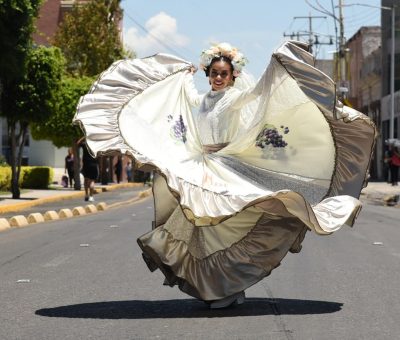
[204,56,236,81]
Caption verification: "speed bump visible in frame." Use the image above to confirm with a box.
[59,208,73,218]
[85,204,97,213]
[44,210,60,221]
[27,213,45,224]
[96,202,107,211]
[72,206,86,216]
[9,215,29,227]
[0,218,10,231]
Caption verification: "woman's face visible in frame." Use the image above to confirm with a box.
[209,60,233,91]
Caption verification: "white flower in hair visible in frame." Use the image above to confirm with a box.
[199,42,248,75]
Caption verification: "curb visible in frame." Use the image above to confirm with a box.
[101,182,144,192]
[107,188,152,209]
[0,182,144,215]
[361,192,400,207]
[0,191,84,215]
[0,188,152,233]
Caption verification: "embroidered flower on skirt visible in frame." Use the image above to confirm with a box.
[169,114,187,143]
[255,124,289,149]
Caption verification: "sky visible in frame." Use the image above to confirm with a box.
[120,0,381,88]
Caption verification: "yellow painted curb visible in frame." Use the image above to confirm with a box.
[0,183,145,215]
[96,202,108,211]
[101,182,144,192]
[85,204,97,214]
[72,206,86,216]
[44,210,60,221]
[59,208,73,219]
[9,215,29,227]
[27,213,45,224]
[0,218,11,231]
[0,191,85,214]
[138,188,152,198]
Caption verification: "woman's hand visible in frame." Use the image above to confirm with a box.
[189,66,197,74]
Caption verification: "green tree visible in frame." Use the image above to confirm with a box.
[54,0,125,77]
[31,76,94,189]
[0,0,42,86]
[50,0,128,187]
[2,46,64,198]
[31,76,94,148]
[0,0,65,198]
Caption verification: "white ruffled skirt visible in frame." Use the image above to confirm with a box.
[74,41,376,300]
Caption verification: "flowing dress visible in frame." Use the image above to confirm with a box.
[73,41,377,301]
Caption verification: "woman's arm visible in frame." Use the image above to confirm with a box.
[183,71,202,108]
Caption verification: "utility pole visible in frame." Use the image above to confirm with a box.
[390,4,395,139]
[336,0,349,99]
[283,13,330,54]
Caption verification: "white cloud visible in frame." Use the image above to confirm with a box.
[123,12,189,57]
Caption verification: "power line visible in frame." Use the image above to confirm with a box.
[283,14,333,54]
[123,11,190,60]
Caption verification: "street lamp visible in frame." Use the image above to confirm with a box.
[341,3,396,139]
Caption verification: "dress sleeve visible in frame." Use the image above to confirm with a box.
[183,73,202,108]
[230,68,269,110]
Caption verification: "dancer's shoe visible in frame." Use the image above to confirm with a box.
[209,291,245,309]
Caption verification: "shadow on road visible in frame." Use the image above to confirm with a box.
[35,298,342,319]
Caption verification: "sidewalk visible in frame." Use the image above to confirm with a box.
[0,182,148,212]
[360,181,400,206]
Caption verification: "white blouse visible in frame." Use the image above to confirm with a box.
[183,73,264,145]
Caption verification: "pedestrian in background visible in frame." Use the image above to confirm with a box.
[125,161,133,182]
[389,145,400,186]
[115,155,123,183]
[383,147,391,183]
[64,148,74,188]
[77,137,98,202]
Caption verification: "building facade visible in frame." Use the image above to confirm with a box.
[346,26,381,110]
[381,0,400,143]
[344,27,381,178]
[360,46,382,179]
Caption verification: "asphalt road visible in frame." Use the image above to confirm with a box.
[0,198,399,340]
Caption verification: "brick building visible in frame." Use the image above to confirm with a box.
[346,26,381,111]
[344,27,381,179]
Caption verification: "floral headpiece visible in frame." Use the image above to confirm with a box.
[200,42,247,77]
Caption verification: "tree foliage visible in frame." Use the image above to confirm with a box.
[1,45,64,198]
[10,46,64,124]
[0,0,42,86]
[48,0,130,189]
[53,0,125,77]
[31,76,94,147]
[0,0,68,198]
[30,75,94,191]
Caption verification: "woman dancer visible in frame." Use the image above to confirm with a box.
[74,41,377,308]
